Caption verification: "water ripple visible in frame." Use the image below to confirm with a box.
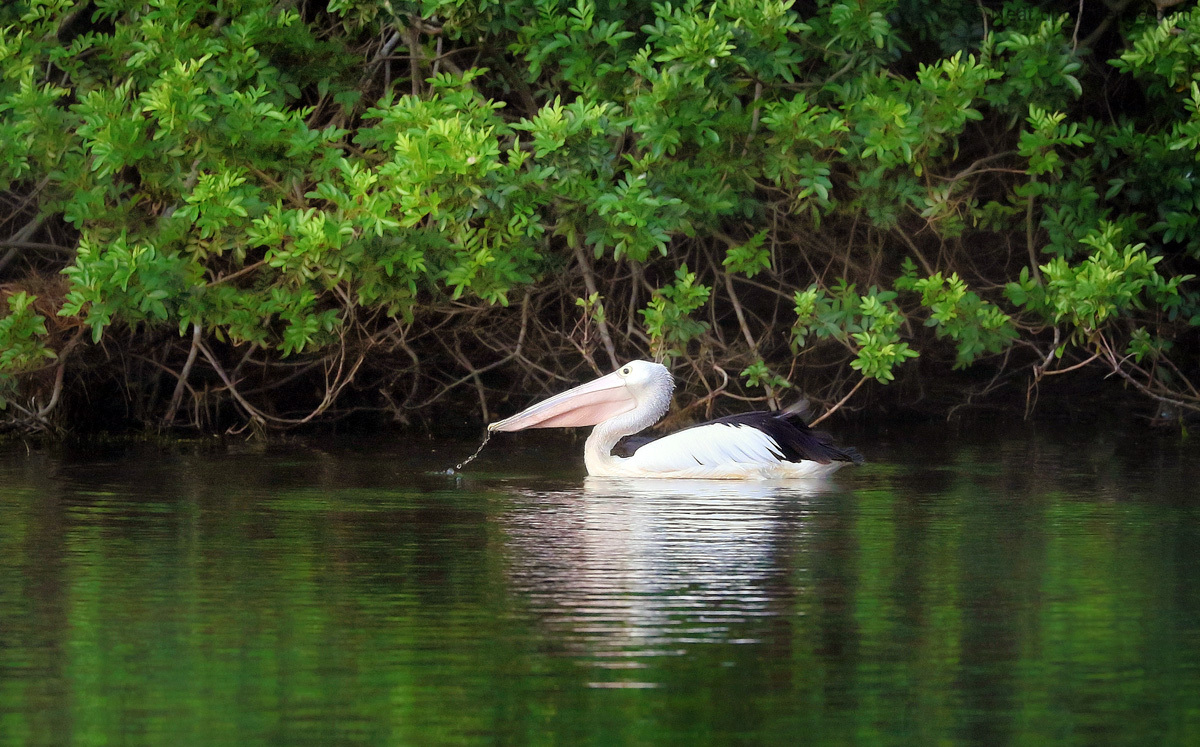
[500,477,832,670]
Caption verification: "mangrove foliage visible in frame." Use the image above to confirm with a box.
[1,0,1198,432]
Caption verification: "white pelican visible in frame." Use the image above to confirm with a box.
[489,360,863,479]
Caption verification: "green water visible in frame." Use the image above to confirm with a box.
[0,422,1197,745]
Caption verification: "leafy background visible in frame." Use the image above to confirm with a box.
[1,0,1198,433]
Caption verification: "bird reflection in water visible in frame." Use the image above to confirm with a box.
[501,478,834,688]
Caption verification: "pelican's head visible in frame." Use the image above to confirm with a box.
[489,360,673,432]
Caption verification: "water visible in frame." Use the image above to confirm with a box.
[0,421,1198,745]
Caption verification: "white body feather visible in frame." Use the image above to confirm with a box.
[588,422,847,480]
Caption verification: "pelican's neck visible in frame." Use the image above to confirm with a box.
[583,415,636,476]
[583,377,672,476]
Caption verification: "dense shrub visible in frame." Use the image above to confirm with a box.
[0,0,1197,432]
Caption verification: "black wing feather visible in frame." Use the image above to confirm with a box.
[613,411,864,465]
[612,435,656,458]
[705,411,864,465]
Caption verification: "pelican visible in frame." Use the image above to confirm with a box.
[489,360,863,479]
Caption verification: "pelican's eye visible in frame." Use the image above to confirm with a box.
[621,366,631,376]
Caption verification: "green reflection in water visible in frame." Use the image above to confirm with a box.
[0,426,1196,745]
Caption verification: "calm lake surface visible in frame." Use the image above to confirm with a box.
[0,420,1198,745]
